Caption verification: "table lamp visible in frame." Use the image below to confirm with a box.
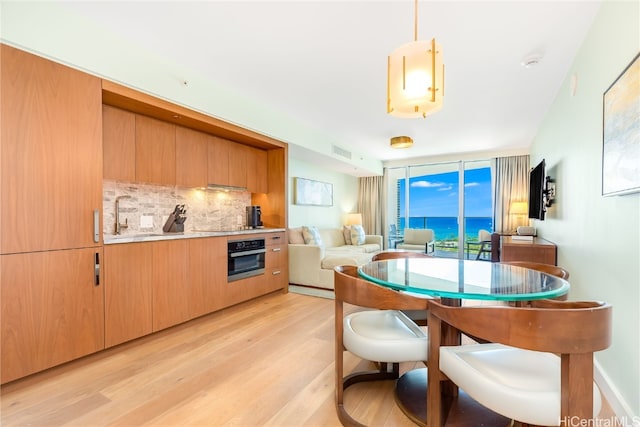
[345,213,363,226]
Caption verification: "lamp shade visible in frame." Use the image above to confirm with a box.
[387,38,444,118]
[345,213,363,226]
[510,201,528,215]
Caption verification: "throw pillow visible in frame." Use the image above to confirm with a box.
[343,226,352,245]
[288,227,305,244]
[302,226,323,246]
[350,224,365,245]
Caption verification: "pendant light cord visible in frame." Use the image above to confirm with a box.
[414,0,418,41]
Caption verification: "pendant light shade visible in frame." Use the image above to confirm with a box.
[390,136,414,149]
[387,0,444,118]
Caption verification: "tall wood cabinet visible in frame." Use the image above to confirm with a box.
[1,44,103,253]
[1,44,105,384]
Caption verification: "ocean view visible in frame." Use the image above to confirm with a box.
[398,217,492,241]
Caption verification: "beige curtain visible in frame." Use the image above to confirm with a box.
[357,176,384,235]
[492,155,530,234]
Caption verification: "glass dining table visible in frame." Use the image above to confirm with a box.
[357,257,570,426]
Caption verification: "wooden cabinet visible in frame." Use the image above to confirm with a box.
[104,243,153,348]
[176,126,208,188]
[227,142,248,188]
[1,248,105,383]
[265,232,287,291]
[208,136,230,186]
[135,115,176,185]
[501,236,557,265]
[152,240,190,331]
[1,44,103,254]
[247,146,268,194]
[103,105,136,182]
[224,233,287,307]
[188,237,227,318]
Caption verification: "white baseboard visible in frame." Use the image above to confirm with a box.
[595,359,639,425]
[288,284,335,300]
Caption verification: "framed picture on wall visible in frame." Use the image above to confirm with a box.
[293,177,333,206]
[602,52,640,196]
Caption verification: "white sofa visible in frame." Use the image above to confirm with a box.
[395,228,436,254]
[288,227,382,290]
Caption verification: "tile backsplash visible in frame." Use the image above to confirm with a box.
[103,180,252,237]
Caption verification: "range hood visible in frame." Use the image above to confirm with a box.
[206,183,247,192]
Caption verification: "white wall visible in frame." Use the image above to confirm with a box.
[288,158,358,228]
[531,1,639,418]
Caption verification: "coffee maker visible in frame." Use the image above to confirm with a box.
[246,206,263,228]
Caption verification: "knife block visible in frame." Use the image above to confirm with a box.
[162,213,185,233]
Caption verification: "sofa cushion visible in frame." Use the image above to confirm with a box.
[321,252,374,269]
[350,224,366,245]
[326,245,379,254]
[343,226,353,245]
[318,228,347,248]
[288,227,305,244]
[302,226,323,245]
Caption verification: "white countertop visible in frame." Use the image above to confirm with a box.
[104,228,286,245]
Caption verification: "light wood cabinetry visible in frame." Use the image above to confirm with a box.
[228,142,248,188]
[103,105,136,182]
[104,243,153,348]
[265,232,287,290]
[1,44,103,254]
[1,248,104,383]
[224,232,287,307]
[176,126,208,188]
[207,136,230,186]
[152,240,190,331]
[188,237,227,318]
[1,44,105,384]
[501,236,557,265]
[247,146,268,193]
[135,115,176,185]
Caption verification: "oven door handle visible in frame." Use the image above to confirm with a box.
[229,248,266,258]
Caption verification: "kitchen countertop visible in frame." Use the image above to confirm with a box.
[104,228,286,245]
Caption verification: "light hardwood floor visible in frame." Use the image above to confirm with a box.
[0,291,615,426]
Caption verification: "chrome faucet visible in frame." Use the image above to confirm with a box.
[115,195,132,235]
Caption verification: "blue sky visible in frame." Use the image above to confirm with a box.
[399,167,492,217]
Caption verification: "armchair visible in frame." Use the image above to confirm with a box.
[395,228,436,254]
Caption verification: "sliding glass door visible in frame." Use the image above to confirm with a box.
[385,160,493,259]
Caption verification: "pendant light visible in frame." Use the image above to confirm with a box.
[387,0,444,118]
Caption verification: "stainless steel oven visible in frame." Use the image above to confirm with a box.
[227,238,266,282]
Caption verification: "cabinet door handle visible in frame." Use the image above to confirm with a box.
[272,247,281,252]
[272,270,281,275]
[94,252,100,286]
[93,209,100,243]
[272,236,281,240]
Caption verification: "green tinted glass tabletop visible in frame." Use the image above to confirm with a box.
[358,258,569,301]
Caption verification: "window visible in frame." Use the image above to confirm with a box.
[386,160,493,259]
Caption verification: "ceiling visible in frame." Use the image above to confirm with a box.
[61,1,602,175]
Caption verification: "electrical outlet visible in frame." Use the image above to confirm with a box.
[140,215,154,229]
[237,215,243,225]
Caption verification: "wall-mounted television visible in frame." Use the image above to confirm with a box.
[528,159,546,220]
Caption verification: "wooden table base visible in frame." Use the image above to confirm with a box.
[394,368,512,427]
